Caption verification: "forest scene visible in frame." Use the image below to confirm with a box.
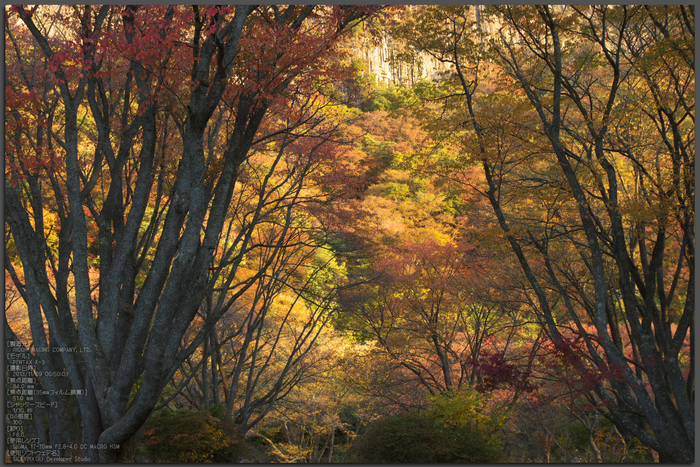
[4,5,694,463]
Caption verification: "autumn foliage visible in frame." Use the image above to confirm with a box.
[4,4,693,464]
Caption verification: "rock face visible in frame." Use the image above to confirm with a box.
[355,33,447,87]
[347,5,486,88]
[348,5,512,88]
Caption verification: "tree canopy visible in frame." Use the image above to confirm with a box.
[5,4,693,464]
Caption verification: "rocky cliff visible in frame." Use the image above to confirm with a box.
[348,5,489,88]
[354,33,447,87]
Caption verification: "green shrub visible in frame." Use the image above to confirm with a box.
[350,389,504,463]
[140,407,248,463]
[351,412,443,462]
